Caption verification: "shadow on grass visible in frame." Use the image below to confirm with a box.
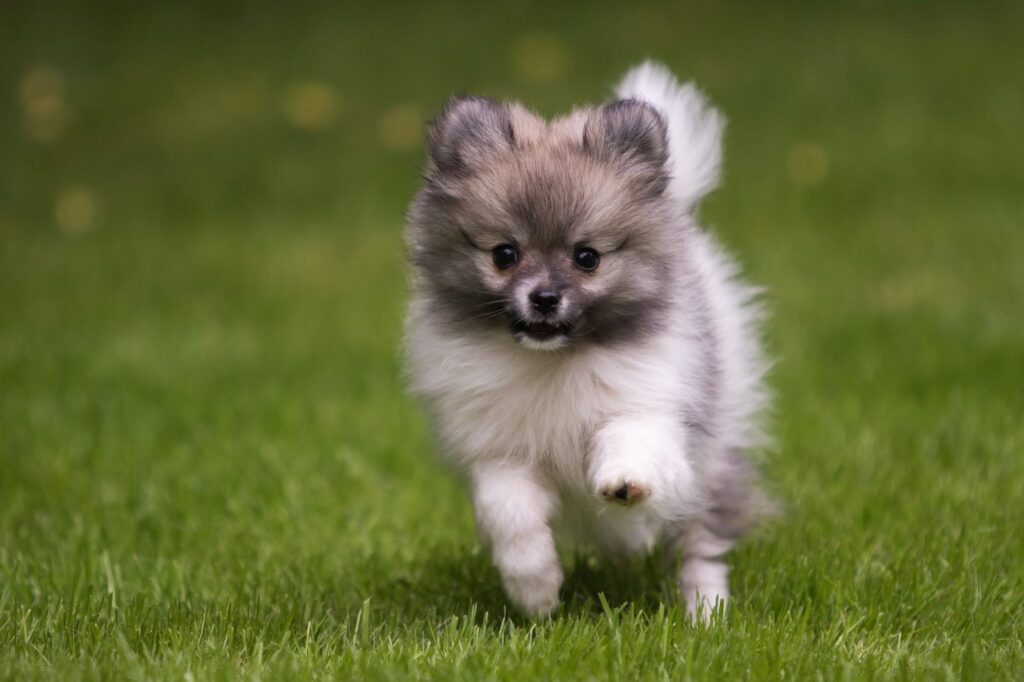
[348,546,682,629]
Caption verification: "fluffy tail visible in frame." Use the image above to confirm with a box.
[614,61,724,213]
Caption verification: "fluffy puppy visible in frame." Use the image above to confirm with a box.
[404,62,771,620]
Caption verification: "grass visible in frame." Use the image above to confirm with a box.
[2,0,1023,678]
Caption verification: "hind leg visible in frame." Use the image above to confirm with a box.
[674,448,770,621]
[678,522,733,621]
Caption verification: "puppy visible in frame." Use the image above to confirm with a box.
[404,62,770,620]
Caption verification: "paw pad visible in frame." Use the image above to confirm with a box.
[599,481,651,506]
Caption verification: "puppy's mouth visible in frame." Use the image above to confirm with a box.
[510,319,573,341]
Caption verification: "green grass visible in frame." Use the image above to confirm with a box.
[2,0,1023,678]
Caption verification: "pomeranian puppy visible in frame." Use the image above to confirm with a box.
[404,62,770,620]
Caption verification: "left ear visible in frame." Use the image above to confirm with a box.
[583,98,669,194]
[426,95,515,177]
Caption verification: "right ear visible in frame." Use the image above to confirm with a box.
[426,96,515,176]
[582,98,669,195]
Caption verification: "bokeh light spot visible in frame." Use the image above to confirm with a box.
[19,66,67,143]
[55,187,98,234]
[876,272,962,312]
[282,82,339,131]
[788,142,829,186]
[378,104,423,151]
[511,32,569,83]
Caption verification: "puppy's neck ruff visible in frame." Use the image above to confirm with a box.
[406,303,698,474]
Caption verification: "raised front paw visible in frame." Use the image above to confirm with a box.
[596,478,652,507]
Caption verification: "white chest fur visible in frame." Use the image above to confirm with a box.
[405,304,695,494]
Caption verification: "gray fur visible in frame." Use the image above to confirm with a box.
[405,81,772,617]
[409,91,770,520]
[407,98,685,347]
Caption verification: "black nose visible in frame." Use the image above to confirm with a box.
[529,289,561,314]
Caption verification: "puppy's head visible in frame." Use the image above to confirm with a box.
[407,95,682,350]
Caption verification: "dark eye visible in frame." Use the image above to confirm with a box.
[492,244,519,269]
[573,246,600,271]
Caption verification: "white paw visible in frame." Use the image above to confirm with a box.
[680,558,729,623]
[492,531,564,617]
[503,564,563,617]
[592,461,655,508]
[682,585,728,623]
[597,478,652,506]
[587,414,696,516]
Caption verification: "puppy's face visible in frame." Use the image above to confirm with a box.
[407,96,681,350]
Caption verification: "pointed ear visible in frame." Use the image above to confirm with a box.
[426,96,515,176]
[583,98,669,194]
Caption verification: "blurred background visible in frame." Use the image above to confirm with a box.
[1,0,1022,677]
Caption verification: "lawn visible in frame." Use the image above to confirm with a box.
[2,0,1023,679]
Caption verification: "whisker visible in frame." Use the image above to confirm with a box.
[464,306,513,323]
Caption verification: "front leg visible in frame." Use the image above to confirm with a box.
[588,414,698,519]
[471,462,563,617]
